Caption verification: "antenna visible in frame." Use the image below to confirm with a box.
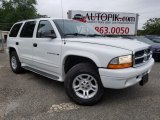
[60,0,64,19]
[60,0,66,44]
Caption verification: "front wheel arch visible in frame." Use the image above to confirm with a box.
[63,55,99,74]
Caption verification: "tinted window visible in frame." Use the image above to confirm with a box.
[20,21,36,38]
[37,20,55,38]
[9,23,22,37]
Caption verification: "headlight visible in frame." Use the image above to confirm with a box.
[108,55,133,69]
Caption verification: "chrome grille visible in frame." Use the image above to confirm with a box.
[134,48,152,67]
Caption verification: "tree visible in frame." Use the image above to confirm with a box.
[142,18,160,35]
[137,30,144,36]
[0,0,47,31]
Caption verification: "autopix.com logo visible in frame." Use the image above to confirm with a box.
[72,14,87,23]
[85,12,136,24]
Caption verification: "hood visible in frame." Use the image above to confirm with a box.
[151,43,160,49]
[65,37,150,51]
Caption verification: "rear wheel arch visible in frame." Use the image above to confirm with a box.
[9,47,17,55]
[8,47,21,60]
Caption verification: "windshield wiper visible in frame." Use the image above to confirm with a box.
[64,33,104,37]
[102,35,114,37]
[64,33,87,37]
[87,34,102,37]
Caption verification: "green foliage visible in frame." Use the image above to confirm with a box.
[0,0,46,31]
[137,30,145,36]
[142,18,160,35]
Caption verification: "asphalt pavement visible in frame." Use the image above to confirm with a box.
[0,52,160,120]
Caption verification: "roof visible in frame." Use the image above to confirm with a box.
[16,18,69,24]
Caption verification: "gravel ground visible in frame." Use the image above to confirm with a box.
[0,52,160,120]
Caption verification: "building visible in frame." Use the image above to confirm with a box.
[0,30,9,43]
[0,31,9,51]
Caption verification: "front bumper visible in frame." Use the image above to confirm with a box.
[99,58,154,89]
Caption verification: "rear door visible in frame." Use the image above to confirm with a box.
[32,20,62,75]
[8,22,23,53]
[18,21,36,65]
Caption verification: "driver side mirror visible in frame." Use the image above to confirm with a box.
[45,34,57,39]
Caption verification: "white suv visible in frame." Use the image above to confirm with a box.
[7,18,154,105]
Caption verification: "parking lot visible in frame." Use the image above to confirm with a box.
[0,52,160,120]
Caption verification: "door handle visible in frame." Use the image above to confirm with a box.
[33,43,37,47]
[16,42,19,45]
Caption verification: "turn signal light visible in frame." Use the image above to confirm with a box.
[108,63,132,69]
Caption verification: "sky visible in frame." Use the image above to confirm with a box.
[36,0,160,29]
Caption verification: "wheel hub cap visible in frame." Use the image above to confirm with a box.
[11,56,17,70]
[72,74,98,99]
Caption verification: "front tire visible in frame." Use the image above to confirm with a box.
[64,63,104,106]
[10,51,23,74]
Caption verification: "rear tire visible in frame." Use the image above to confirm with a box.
[10,51,24,74]
[64,63,104,106]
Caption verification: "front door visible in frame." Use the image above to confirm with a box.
[32,20,62,75]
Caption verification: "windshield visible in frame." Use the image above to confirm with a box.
[53,19,101,38]
[122,36,155,45]
[136,36,155,45]
[150,38,160,43]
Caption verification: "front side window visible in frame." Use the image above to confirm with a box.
[37,20,56,38]
[20,21,36,38]
[9,23,22,37]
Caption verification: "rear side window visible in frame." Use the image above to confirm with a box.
[9,23,22,37]
[20,21,36,38]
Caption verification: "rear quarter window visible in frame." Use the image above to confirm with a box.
[20,21,36,38]
[9,23,22,37]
